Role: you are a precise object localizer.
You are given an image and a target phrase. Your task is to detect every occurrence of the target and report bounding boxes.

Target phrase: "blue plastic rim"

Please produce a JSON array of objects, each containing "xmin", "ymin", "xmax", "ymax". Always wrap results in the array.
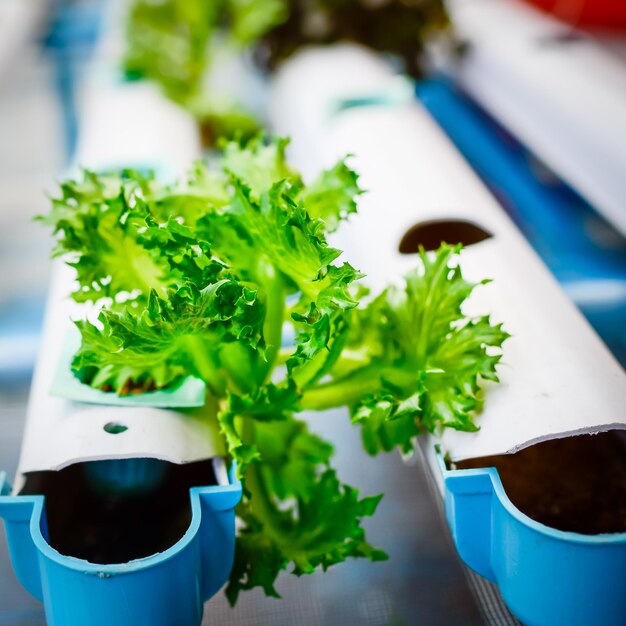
[
  {"xmin": 0, "ymin": 464, "xmax": 242, "ymax": 626},
  {"xmin": 437, "ymin": 451, "xmax": 626, "ymax": 626}
]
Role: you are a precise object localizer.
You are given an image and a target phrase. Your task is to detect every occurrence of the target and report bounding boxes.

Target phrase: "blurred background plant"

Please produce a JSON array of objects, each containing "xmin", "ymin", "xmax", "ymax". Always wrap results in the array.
[
  {"xmin": 123, "ymin": 0, "xmax": 452, "ymax": 145},
  {"xmin": 124, "ymin": 0, "xmax": 285, "ymax": 144}
]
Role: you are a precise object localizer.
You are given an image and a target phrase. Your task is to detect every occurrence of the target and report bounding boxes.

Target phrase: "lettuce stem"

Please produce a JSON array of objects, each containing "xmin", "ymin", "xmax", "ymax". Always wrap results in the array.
[
  {"xmin": 299, "ymin": 369, "xmax": 381, "ymax": 411},
  {"xmin": 259, "ymin": 259, "xmax": 285, "ymax": 383},
  {"xmin": 241, "ymin": 420, "xmax": 285, "ymax": 541},
  {"xmin": 300, "ymin": 363, "xmax": 420, "ymax": 410},
  {"xmin": 182, "ymin": 334, "xmax": 225, "ymax": 395}
]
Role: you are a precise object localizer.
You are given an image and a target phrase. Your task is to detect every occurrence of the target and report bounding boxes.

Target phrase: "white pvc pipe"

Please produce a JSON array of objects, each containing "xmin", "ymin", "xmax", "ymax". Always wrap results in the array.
[
  {"xmin": 268, "ymin": 44, "xmax": 626, "ymax": 462},
  {"xmin": 438, "ymin": 0, "xmax": 626, "ymax": 237},
  {"xmin": 15, "ymin": 14, "xmax": 214, "ymax": 488}
]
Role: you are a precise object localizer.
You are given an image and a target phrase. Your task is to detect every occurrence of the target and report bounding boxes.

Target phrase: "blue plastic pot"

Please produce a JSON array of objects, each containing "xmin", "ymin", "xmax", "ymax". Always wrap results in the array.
[
  {"xmin": 0, "ymin": 465, "xmax": 241, "ymax": 626},
  {"xmin": 438, "ymin": 451, "xmax": 626, "ymax": 626}
]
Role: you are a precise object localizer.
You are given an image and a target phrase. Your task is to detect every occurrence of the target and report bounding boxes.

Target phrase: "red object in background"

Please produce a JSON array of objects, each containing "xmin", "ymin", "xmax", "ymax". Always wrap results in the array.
[{"xmin": 522, "ymin": 0, "xmax": 626, "ymax": 30}]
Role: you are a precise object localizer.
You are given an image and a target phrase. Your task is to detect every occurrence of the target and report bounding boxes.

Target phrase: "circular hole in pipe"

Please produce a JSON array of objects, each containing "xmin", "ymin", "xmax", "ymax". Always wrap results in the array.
[
  {"xmin": 399, "ymin": 219, "xmax": 493, "ymax": 253},
  {"xmin": 103, "ymin": 422, "xmax": 128, "ymax": 435}
]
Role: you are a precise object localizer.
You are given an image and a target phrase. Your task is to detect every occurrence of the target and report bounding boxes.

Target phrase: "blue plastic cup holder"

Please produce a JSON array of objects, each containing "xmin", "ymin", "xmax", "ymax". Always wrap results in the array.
[
  {"xmin": 438, "ymin": 450, "xmax": 626, "ymax": 626},
  {"xmin": 0, "ymin": 462, "xmax": 242, "ymax": 626}
]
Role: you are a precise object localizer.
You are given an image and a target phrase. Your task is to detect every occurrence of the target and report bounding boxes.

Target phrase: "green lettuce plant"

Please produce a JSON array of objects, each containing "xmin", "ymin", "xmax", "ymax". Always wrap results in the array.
[{"xmin": 41, "ymin": 137, "xmax": 507, "ymax": 601}]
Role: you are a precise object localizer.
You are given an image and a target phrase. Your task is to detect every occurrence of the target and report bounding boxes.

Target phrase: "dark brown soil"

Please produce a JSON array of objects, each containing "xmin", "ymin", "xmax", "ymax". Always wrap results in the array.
[
  {"xmin": 20, "ymin": 459, "xmax": 216, "ymax": 564},
  {"xmin": 456, "ymin": 430, "xmax": 626, "ymax": 535}
]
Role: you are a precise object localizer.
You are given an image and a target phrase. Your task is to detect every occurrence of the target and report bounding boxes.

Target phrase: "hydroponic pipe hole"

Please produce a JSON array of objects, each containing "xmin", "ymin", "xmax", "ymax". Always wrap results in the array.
[
  {"xmin": 20, "ymin": 459, "xmax": 217, "ymax": 564},
  {"xmin": 456, "ymin": 430, "xmax": 626, "ymax": 535},
  {"xmin": 104, "ymin": 422, "xmax": 128, "ymax": 434},
  {"xmin": 399, "ymin": 219, "xmax": 493, "ymax": 253}
]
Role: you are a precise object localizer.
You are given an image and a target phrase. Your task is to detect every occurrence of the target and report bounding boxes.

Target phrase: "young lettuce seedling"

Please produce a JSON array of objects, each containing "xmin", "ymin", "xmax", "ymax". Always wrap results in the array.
[{"xmin": 41, "ymin": 137, "xmax": 507, "ymax": 601}]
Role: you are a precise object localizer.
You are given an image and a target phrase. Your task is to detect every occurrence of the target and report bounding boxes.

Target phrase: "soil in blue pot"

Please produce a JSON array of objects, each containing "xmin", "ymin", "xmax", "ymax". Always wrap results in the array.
[{"xmin": 456, "ymin": 430, "xmax": 626, "ymax": 535}]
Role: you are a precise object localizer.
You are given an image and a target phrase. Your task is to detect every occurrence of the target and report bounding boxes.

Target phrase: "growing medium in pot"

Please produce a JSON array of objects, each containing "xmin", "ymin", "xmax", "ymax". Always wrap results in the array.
[{"xmin": 41, "ymin": 137, "xmax": 507, "ymax": 601}]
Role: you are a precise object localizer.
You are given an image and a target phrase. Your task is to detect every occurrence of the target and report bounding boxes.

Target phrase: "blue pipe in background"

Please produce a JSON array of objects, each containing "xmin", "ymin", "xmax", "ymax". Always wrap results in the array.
[{"xmin": 42, "ymin": 0, "xmax": 106, "ymax": 162}]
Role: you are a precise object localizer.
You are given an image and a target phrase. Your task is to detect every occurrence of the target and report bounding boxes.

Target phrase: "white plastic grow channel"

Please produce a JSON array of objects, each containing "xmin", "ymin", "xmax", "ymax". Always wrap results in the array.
[
  {"xmin": 434, "ymin": 0, "xmax": 626, "ymax": 238},
  {"xmin": 268, "ymin": 44, "xmax": 626, "ymax": 626},
  {"xmin": 0, "ymin": 31, "xmax": 241, "ymax": 624},
  {"xmin": 74, "ymin": 78, "xmax": 202, "ymax": 182},
  {"xmin": 71, "ymin": 0, "xmax": 201, "ymax": 182},
  {"xmin": 15, "ymin": 263, "xmax": 225, "ymax": 483}
]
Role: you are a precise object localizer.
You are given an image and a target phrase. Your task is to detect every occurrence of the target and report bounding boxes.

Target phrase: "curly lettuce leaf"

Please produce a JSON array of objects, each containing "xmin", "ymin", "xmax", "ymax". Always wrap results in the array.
[
  {"xmin": 228, "ymin": 468, "xmax": 385, "ymax": 603},
  {"xmin": 301, "ymin": 245, "xmax": 508, "ymax": 452},
  {"xmin": 42, "ymin": 140, "xmax": 365, "ymax": 397},
  {"xmin": 39, "ymin": 170, "xmax": 169, "ymax": 304},
  {"xmin": 220, "ymin": 412, "xmax": 386, "ymax": 604},
  {"xmin": 73, "ymin": 278, "xmax": 264, "ymax": 395},
  {"xmin": 300, "ymin": 159, "xmax": 361, "ymax": 232},
  {"xmin": 221, "ymin": 136, "xmax": 297, "ymax": 198}
]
